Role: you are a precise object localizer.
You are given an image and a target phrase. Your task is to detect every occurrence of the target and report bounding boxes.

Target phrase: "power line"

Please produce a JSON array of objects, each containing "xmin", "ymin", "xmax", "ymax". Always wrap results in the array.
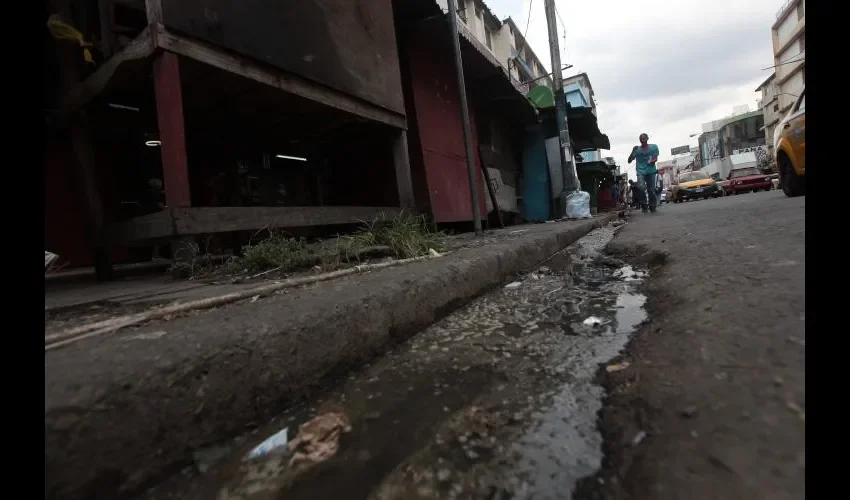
[
  {"xmin": 761, "ymin": 54, "xmax": 805, "ymax": 70},
  {"xmin": 554, "ymin": 3, "xmax": 568, "ymax": 61},
  {"xmin": 514, "ymin": 0, "xmax": 534, "ymax": 55}
]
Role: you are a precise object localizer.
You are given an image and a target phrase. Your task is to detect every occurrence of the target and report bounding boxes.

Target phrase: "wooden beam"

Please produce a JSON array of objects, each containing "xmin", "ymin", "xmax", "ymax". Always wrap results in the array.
[
  {"xmin": 153, "ymin": 51, "xmax": 192, "ymax": 208},
  {"xmin": 60, "ymin": 26, "xmax": 155, "ymax": 115},
  {"xmin": 152, "ymin": 25, "xmax": 407, "ymax": 130},
  {"xmin": 145, "ymin": 0, "xmax": 162, "ymax": 24},
  {"xmin": 171, "ymin": 207, "xmax": 404, "ymax": 236},
  {"xmin": 392, "ymin": 130, "xmax": 416, "ymax": 209},
  {"xmin": 108, "ymin": 210, "xmax": 174, "ymax": 243},
  {"xmin": 109, "ymin": 207, "xmax": 406, "ymax": 244}
]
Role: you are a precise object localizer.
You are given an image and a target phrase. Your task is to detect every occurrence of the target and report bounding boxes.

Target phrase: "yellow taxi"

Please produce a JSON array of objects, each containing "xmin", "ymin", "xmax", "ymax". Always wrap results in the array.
[
  {"xmin": 671, "ymin": 170, "xmax": 720, "ymax": 202},
  {"xmin": 774, "ymin": 89, "xmax": 805, "ymax": 197}
]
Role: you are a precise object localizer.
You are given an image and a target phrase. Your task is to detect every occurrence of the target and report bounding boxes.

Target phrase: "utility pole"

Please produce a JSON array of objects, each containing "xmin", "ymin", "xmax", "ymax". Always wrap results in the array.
[
  {"xmin": 446, "ymin": 0, "xmax": 483, "ymax": 235},
  {"xmin": 544, "ymin": 0, "xmax": 579, "ymax": 216}
]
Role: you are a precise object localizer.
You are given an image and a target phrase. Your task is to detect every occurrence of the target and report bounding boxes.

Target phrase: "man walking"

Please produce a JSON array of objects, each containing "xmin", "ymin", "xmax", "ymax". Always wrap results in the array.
[{"xmin": 627, "ymin": 133, "xmax": 660, "ymax": 213}]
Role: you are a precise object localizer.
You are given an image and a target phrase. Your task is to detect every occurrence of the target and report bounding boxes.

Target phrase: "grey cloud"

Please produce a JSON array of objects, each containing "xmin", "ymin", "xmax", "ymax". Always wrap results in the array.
[{"xmin": 573, "ymin": 20, "xmax": 770, "ymax": 101}]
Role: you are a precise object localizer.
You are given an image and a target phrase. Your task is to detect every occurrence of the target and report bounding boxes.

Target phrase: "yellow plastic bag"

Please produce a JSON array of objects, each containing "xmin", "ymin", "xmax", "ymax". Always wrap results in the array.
[{"xmin": 46, "ymin": 14, "xmax": 94, "ymax": 64}]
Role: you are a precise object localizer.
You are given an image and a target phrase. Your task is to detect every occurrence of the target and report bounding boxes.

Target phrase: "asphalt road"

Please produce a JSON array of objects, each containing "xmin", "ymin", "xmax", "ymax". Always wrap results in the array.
[
  {"xmin": 577, "ymin": 190, "xmax": 805, "ymax": 500},
  {"xmin": 140, "ymin": 190, "xmax": 805, "ymax": 500}
]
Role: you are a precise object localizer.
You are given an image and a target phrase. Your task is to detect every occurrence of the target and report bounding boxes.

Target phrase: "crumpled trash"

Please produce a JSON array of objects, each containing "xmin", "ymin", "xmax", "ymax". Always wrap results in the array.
[
  {"xmin": 245, "ymin": 426, "xmax": 289, "ymax": 460},
  {"xmin": 429, "ymin": 248, "xmax": 442, "ymax": 257},
  {"xmin": 566, "ymin": 191, "xmax": 592, "ymax": 219},
  {"xmin": 582, "ymin": 316, "xmax": 603, "ymax": 326},
  {"xmin": 504, "ymin": 281, "xmax": 523, "ymax": 289},
  {"xmin": 287, "ymin": 411, "xmax": 352, "ymax": 465}
]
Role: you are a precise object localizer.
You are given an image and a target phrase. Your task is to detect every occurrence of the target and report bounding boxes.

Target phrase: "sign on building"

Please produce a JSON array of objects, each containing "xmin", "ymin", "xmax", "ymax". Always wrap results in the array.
[
  {"xmin": 670, "ymin": 145, "xmax": 690, "ymax": 155},
  {"xmin": 732, "ymin": 145, "xmax": 768, "ymax": 155}
]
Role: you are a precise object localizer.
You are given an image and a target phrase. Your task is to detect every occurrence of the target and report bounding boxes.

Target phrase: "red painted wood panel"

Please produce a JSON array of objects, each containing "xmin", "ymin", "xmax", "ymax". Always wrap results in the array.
[
  {"xmin": 45, "ymin": 134, "xmax": 128, "ymax": 267},
  {"xmin": 153, "ymin": 52, "xmax": 192, "ymax": 208},
  {"xmin": 404, "ymin": 31, "xmax": 486, "ymax": 224}
]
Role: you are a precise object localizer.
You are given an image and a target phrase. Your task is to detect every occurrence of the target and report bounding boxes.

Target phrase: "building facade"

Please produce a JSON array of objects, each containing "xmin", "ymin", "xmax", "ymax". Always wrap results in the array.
[
  {"xmin": 771, "ymin": 0, "xmax": 805, "ymax": 116},
  {"xmin": 755, "ymin": 73, "xmax": 780, "ymax": 151},
  {"xmin": 562, "ymin": 73, "xmax": 602, "ymax": 163}
]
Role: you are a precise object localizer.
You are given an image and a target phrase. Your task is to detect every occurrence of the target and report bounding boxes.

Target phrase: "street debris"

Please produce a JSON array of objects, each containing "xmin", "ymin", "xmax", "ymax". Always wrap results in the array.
[
  {"xmin": 245, "ymin": 426, "xmax": 289, "ymax": 460},
  {"xmin": 130, "ymin": 330, "xmax": 167, "ymax": 341},
  {"xmin": 566, "ymin": 191, "xmax": 592, "ymax": 219},
  {"xmin": 680, "ymin": 405, "xmax": 698, "ymax": 419},
  {"xmin": 786, "ymin": 400, "xmax": 805, "ymax": 422},
  {"xmin": 631, "ymin": 430, "xmax": 647, "ymax": 446},
  {"xmin": 250, "ymin": 295, "xmax": 260, "ymax": 303},
  {"xmin": 504, "ymin": 281, "xmax": 523, "ymax": 289},
  {"xmin": 429, "ymin": 248, "xmax": 441, "ymax": 257},
  {"xmin": 583, "ymin": 316, "xmax": 603, "ymax": 326},
  {"xmin": 606, "ymin": 361, "xmax": 631, "ymax": 373},
  {"xmin": 287, "ymin": 411, "xmax": 352, "ymax": 465}
]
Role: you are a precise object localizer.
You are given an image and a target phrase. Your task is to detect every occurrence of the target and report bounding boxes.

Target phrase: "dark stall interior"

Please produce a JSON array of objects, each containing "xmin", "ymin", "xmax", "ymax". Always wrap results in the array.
[{"xmin": 46, "ymin": 0, "xmax": 404, "ymax": 266}]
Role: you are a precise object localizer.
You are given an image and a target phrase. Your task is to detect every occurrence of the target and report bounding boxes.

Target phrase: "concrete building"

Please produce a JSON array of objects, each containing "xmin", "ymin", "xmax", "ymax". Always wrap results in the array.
[
  {"xmin": 562, "ymin": 73, "xmax": 602, "ymax": 163},
  {"xmin": 755, "ymin": 73, "xmax": 780, "ymax": 152},
  {"xmin": 435, "ymin": 0, "xmax": 553, "ymax": 91},
  {"xmin": 771, "ymin": 0, "xmax": 805, "ymax": 116}
]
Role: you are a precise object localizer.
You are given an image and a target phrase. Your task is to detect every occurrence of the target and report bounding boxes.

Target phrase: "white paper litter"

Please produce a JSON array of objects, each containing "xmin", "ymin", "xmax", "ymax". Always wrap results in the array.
[
  {"xmin": 582, "ymin": 316, "xmax": 603, "ymax": 326},
  {"xmin": 245, "ymin": 427, "xmax": 288, "ymax": 460},
  {"xmin": 504, "ymin": 281, "xmax": 523, "ymax": 289}
]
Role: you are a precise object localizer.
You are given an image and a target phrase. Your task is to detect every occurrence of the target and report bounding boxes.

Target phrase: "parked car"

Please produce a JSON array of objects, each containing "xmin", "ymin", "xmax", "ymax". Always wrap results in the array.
[
  {"xmin": 727, "ymin": 167, "xmax": 773, "ymax": 194},
  {"xmin": 774, "ymin": 89, "xmax": 805, "ymax": 197},
  {"xmin": 671, "ymin": 171, "xmax": 720, "ymax": 202}
]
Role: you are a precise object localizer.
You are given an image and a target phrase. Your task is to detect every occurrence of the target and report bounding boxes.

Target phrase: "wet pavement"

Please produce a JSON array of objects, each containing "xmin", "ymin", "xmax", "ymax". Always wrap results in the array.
[{"xmin": 141, "ymin": 224, "xmax": 648, "ymax": 500}]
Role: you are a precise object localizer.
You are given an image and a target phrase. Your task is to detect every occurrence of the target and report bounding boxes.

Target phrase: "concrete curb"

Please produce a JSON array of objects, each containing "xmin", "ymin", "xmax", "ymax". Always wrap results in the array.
[{"xmin": 45, "ymin": 214, "xmax": 616, "ymax": 500}]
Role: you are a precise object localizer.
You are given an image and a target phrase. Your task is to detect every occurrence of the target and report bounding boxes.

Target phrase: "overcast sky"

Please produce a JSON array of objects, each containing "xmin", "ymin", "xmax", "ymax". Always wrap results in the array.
[{"xmin": 485, "ymin": 0, "xmax": 780, "ymax": 179}]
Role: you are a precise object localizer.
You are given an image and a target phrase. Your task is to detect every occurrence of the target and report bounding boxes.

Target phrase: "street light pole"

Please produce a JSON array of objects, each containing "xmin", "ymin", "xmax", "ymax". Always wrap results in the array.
[
  {"xmin": 544, "ymin": 0, "xmax": 578, "ymax": 217},
  {"xmin": 446, "ymin": 0, "xmax": 483, "ymax": 235}
]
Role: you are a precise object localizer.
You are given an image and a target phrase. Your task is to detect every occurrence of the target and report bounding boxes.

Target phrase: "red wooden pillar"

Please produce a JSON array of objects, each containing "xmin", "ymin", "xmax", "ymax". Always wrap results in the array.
[
  {"xmin": 152, "ymin": 51, "xmax": 191, "ymax": 208},
  {"xmin": 153, "ymin": 51, "xmax": 194, "ymax": 265}
]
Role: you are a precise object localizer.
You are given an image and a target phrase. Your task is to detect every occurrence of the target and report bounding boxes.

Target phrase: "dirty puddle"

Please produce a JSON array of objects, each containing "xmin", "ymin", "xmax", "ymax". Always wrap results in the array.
[{"xmin": 142, "ymin": 225, "xmax": 649, "ymax": 500}]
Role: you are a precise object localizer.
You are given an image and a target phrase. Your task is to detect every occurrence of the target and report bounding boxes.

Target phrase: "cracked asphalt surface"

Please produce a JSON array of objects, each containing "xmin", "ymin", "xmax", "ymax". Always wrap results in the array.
[
  {"xmin": 577, "ymin": 190, "xmax": 805, "ymax": 500},
  {"xmin": 140, "ymin": 190, "xmax": 804, "ymax": 500}
]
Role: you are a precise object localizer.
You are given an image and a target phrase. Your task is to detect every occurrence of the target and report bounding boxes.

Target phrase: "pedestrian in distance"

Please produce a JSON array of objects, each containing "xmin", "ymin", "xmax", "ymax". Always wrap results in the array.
[{"xmin": 627, "ymin": 133, "xmax": 660, "ymax": 213}]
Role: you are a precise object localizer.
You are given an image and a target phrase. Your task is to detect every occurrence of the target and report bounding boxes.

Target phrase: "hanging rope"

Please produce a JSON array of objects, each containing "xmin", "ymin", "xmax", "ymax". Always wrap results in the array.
[{"xmin": 46, "ymin": 14, "xmax": 95, "ymax": 65}]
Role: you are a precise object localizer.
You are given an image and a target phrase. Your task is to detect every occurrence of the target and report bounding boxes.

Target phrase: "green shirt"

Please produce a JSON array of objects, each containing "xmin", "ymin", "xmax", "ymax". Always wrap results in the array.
[{"xmin": 633, "ymin": 144, "xmax": 660, "ymax": 175}]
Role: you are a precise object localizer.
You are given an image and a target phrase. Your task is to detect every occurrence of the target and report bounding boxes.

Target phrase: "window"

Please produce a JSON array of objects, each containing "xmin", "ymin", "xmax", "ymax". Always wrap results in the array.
[
  {"xmin": 799, "ymin": 33, "xmax": 805, "ymax": 51},
  {"xmin": 475, "ymin": 7, "xmax": 482, "ymax": 20},
  {"xmin": 457, "ymin": 2, "xmax": 467, "ymax": 23},
  {"xmin": 485, "ymin": 28, "xmax": 492, "ymax": 49},
  {"xmin": 774, "ymin": 103, "xmax": 779, "ymax": 112}
]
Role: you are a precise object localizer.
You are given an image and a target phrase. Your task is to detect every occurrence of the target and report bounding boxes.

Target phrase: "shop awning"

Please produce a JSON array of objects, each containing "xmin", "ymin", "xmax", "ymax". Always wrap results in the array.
[{"xmin": 539, "ymin": 104, "xmax": 611, "ymax": 152}]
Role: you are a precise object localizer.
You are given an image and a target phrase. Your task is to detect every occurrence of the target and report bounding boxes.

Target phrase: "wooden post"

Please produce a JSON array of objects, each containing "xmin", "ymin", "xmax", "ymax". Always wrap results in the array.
[
  {"xmin": 152, "ymin": 51, "xmax": 193, "ymax": 262},
  {"xmin": 51, "ymin": 0, "xmax": 113, "ymax": 280},
  {"xmin": 152, "ymin": 51, "xmax": 191, "ymax": 208},
  {"xmin": 392, "ymin": 130, "xmax": 415, "ymax": 209}
]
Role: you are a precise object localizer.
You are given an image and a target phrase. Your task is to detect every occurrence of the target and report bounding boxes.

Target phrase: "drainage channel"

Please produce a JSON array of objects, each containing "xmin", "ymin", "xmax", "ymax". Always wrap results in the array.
[{"xmin": 141, "ymin": 224, "xmax": 649, "ymax": 500}]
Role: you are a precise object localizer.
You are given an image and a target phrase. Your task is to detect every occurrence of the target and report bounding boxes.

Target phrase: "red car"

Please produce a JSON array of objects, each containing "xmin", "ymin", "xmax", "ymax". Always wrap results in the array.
[{"xmin": 727, "ymin": 167, "xmax": 773, "ymax": 194}]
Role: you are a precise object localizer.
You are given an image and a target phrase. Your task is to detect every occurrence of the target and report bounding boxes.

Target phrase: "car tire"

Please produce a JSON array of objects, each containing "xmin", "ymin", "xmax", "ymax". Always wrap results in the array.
[{"xmin": 779, "ymin": 154, "xmax": 805, "ymax": 197}]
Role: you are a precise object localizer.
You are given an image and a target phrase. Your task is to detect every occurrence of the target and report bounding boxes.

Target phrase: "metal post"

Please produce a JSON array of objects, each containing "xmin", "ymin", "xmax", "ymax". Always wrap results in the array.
[
  {"xmin": 544, "ymin": 0, "xmax": 579, "ymax": 217},
  {"xmin": 447, "ymin": 0, "xmax": 483, "ymax": 235}
]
